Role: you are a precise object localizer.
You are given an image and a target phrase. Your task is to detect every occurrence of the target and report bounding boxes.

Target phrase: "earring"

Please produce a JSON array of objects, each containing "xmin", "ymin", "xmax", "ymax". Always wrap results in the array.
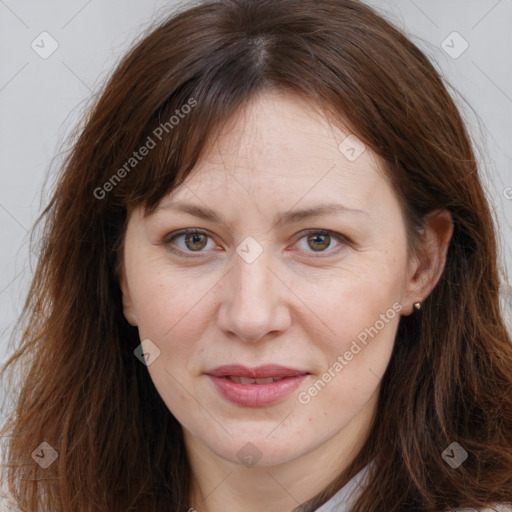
[{"xmin": 413, "ymin": 302, "xmax": 422, "ymax": 311}]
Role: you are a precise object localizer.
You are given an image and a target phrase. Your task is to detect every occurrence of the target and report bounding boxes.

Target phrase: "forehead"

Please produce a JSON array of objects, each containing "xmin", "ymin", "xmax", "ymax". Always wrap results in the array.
[{"xmin": 167, "ymin": 90, "xmax": 388, "ymax": 206}]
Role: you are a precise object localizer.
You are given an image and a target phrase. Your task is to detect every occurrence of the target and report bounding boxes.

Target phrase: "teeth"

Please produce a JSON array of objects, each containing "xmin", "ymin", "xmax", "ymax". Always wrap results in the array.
[
  {"xmin": 225, "ymin": 376, "xmax": 286, "ymax": 384},
  {"xmin": 239, "ymin": 377, "xmax": 259, "ymax": 384}
]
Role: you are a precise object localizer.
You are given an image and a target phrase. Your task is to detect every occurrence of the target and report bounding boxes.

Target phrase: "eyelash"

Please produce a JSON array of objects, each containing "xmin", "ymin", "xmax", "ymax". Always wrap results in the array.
[{"xmin": 162, "ymin": 228, "xmax": 349, "ymax": 258}]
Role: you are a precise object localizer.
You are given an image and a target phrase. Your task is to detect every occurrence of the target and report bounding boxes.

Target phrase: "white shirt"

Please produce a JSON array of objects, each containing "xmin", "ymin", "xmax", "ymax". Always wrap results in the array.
[{"xmin": 313, "ymin": 464, "xmax": 512, "ymax": 512}]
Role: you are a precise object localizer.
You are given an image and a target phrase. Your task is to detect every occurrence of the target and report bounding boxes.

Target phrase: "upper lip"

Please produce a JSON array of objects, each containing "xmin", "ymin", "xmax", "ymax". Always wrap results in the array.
[{"xmin": 206, "ymin": 364, "xmax": 310, "ymax": 379}]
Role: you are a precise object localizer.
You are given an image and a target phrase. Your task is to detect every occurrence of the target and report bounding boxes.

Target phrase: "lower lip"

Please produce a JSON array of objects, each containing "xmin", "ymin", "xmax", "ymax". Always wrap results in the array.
[{"xmin": 207, "ymin": 375, "xmax": 309, "ymax": 407}]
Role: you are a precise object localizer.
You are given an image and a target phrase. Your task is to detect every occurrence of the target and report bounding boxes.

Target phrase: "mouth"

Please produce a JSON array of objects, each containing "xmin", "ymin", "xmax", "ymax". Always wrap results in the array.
[
  {"xmin": 205, "ymin": 365, "xmax": 310, "ymax": 406},
  {"xmin": 206, "ymin": 364, "xmax": 310, "ymax": 380},
  {"xmin": 220, "ymin": 376, "xmax": 288, "ymax": 384}
]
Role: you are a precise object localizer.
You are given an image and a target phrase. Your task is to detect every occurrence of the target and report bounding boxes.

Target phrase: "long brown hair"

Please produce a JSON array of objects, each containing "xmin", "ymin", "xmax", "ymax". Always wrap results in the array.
[{"xmin": 1, "ymin": 0, "xmax": 512, "ymax": 510}]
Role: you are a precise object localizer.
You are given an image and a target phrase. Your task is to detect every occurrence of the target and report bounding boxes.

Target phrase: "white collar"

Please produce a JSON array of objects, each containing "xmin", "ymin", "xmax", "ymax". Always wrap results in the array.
[
  {"xmin": 311, "ymin": 463, "xmax": 512, "ymax": 512},
  {"xmin": 313, "ymin": 464, "xmax": 371, "ymax": 512}
]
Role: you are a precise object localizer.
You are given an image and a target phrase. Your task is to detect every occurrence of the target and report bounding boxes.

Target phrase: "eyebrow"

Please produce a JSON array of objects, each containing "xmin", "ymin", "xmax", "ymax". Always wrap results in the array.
[{"xmin": 156, "ymin": 201, "xmax": 368, "ymax": 227}]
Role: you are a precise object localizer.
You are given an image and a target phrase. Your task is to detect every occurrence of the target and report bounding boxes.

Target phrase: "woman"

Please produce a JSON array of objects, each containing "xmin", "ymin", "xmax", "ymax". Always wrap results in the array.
[{"xmin": 1, "ymin": 0, "xmax": 511, "ymax": 511}]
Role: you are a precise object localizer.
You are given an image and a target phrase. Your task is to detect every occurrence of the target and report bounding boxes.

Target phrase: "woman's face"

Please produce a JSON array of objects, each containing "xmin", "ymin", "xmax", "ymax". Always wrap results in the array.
[{"xmin": 120, "ymin": 91, "xmax": 420, "ymax": 468}]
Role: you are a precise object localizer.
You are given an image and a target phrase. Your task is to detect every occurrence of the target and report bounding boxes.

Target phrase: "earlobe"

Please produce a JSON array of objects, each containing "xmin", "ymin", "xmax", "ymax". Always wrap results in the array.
[{"xmin": 402, "ymin": 209, "xmax": 454, "ymax": 316}]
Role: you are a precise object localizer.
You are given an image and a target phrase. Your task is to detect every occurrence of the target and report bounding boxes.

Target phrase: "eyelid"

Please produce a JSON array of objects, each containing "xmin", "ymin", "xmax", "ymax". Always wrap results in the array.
[{"xmin": 162, "ymin": 228, "xmax": 349, "ymax": 257}]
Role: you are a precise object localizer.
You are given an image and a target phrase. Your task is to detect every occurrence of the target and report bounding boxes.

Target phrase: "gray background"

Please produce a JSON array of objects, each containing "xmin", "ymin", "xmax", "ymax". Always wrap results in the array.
[{"xmin": 1, "ymin": 0, "xmax": 511, "ymax": 402}]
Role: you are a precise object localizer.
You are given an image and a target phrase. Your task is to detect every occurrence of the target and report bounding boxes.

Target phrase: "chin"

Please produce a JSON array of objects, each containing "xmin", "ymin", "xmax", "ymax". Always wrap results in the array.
[{"xmin": 204, "ymin": 434, "xmax": 304, "ymax": 468}]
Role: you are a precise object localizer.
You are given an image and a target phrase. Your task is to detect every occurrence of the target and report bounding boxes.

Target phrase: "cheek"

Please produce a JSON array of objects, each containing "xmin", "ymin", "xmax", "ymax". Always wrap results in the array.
[
  {"xmin": 296, "ymin": 252, "xmax": 405, "ymax": 397},
  {"xmin": 131, "ymin": 270, "xmax": 212, "ymax": 418},
  {"xmin": 309, "ymin": 256, "xmax": 404, "ymax": 338},
  {"xmin": 129, "ymin": 258, "xmax": 215, "ymax": 342},
  {"xmin": 128, "ymin": 263, "xmax": 222, "ymax": 413},
  {"xmin": 296, "ymin": 275, "xmax": 401, "ymax": 423}
]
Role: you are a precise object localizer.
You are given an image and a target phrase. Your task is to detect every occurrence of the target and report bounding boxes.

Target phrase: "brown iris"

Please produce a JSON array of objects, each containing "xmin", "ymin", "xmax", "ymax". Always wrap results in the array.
[
  {"xmin": 307, "ymin": 232, "xmax": 331, "ymax": 251},
  {"xmin": 184, "ymin": 232, "xmax": 208, "ymax": 251}
]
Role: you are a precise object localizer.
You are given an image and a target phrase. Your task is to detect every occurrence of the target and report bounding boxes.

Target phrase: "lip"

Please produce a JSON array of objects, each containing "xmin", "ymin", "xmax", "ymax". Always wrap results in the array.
[{"xmin": 205, "ymin": 365, "xmax": 310, "ymax": 407}]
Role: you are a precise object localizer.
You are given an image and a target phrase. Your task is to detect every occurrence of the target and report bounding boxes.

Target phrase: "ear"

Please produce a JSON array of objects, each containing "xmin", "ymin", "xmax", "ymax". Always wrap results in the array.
[
  {"xmin": 402, "ymin": 209, "xmax": 454, "ymax": 316},
  {"xmin": 118, "ymin": 265, "xmax": 138, "ymax": 326}
]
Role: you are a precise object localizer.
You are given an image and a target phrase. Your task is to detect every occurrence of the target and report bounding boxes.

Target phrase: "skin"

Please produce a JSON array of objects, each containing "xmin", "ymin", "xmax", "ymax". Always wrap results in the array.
[{"xmin": 119, "ymin": 90, "xmax": 453, "ymax": 512}]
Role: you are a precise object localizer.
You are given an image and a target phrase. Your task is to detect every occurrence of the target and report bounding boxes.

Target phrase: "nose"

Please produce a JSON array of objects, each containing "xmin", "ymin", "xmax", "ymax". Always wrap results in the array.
[{"xmin": 217, "ymin": 249, "xmax": 292, "ymax": 343}]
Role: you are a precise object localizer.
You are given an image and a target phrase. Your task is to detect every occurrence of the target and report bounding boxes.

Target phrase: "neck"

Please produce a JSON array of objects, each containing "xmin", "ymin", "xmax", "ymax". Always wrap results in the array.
[{"xmin": 185, "ymin": 394, "xmax": 376, "ymax": 512}]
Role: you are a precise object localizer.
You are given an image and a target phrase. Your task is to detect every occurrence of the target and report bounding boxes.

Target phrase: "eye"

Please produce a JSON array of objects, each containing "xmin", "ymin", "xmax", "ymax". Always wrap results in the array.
[
  {"xmin": 294, "ymin": 229, "xmax": 347, "ymax": 255},
  {"xmin": 163, "ymin": 228, "xmax": 216, "ymax": 256}
]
